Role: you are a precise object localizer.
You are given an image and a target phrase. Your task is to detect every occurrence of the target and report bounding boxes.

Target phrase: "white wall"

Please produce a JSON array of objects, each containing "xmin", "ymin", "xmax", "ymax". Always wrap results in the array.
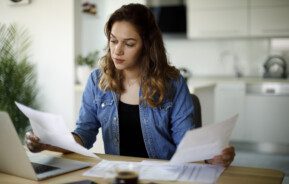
[
  {"xmin": 0, "ymin": 0, "xmax": 76, "ymax": 129},
  {"xmin": 164, "ymin": 38, "xmax": 271, "ymax": 77},
  {"xmin": 80, "ymin": 0, "xmax": 146, "ymax": 57}
]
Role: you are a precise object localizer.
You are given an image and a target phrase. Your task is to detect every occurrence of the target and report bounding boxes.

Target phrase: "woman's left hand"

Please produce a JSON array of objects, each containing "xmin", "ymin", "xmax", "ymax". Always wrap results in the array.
[{"xmin": 206, "ymin": 146, "xmax": 235, "ymax": 167}]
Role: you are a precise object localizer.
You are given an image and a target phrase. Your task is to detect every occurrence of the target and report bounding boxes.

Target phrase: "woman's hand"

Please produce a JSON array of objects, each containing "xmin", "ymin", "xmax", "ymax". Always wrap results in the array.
[
  {"xmin": 205, "ymin": 146, "xmax": 235, "ymax": 167},
  {"xmin": 25, "ymin": 131, "xmax": 69, "ymax": 153}
]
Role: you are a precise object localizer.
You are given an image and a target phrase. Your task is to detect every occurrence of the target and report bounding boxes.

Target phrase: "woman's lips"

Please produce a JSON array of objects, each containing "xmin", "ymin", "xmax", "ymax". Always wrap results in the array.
[{"xmin": 114, "ymin": 58, "xmax": 125, "ymax": 64}]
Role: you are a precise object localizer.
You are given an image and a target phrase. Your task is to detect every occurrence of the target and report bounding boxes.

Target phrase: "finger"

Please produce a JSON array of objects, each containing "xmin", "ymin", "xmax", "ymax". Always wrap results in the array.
[
  {"xmin": 25, "ymin": 131, "xmax": 31, "ymax": 139},
  {"xmin": 27, "ymin": 134, "xmax": 40, "ymax": 142},
  {"xmin": 211, "ymin": 155, "xmax": 224, "ymax": 165},
  {"xmin": 222, "ymin": 146, "xmax": 235, "ymax": 154},
  {"xmin": 27, "ymin": 137, "xmax": 44, "ymax": 152},
  {"xmin": 31, "ymin": 135, "xmax": 39, "ymax": 142},
  {"xmin": 222, "ymin": 154, "xmax": 232, "ymax": 161},
  {"xmin": 30, "ymin": 139, "xmax": 41, "ymax": 148},
  {"xmin": 222, "ymin": 147, "xmax": 235, "ymax": 160},
  {"xmin": 26, "ymin": 140, "xmax": 38, "ymax": 152},
  {"xmin": 222, "ymin": 154, "xmax": 234, "ymax": 167},
  {"xmin": 26, "ymin": 139, "xmax": 32, "ymax": 147},
  {"xmin": 223, "ymin": 161, "xmax": 231, "ymax": 168}
]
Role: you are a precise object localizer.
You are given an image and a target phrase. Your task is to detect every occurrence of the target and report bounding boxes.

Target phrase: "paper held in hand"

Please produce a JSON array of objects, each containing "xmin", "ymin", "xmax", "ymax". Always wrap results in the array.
[
  {"xmin": 15, "ymin": 102, "xmax": 99, "ymax": 158},
  {"xmin": 170, "ymin": 115, "xmax": 238, "ymax": 164}
]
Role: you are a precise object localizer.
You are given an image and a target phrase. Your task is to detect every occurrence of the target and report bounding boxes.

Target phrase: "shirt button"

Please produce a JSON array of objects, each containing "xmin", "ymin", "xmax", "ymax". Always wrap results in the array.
[
  {"xmin": 101, "ymin": 103, "xmax": 105, "ymax": 108},
  {"xmin": 113, "ymin": 116, "xmax": 117, "ymax": 121}
]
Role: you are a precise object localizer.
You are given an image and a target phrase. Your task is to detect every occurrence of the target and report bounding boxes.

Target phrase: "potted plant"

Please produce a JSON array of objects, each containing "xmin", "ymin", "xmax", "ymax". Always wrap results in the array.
[
  {"xmin": 76, "ymin": 50, "xmax": 99, "ymax": 85},
  {"xmin": 0, "ymin": 23, "xmax": 39, "ymax": 141}
]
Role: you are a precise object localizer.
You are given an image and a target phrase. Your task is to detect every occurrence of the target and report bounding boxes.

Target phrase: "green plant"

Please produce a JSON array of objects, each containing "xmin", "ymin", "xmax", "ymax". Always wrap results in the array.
[
  {"xmin": 0, "ymin": 23, "xmax": 39, "ymax": 141},
  {"xmin": 76, "ymin": 50, "xmax": 99, "ymax": 68}
]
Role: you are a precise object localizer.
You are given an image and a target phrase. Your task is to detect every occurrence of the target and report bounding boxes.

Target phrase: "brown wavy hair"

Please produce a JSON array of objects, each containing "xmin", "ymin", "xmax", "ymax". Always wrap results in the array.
[{"xmin": 99, "ymin": 3, "xmax": 179, "ymax": 107}]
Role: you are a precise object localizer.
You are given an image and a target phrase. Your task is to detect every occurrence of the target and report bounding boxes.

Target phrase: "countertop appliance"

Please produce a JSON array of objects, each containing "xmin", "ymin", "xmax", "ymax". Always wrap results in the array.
[{"xmin": 263, "ymin": 56, "xmax": 287, "ymax": 79}]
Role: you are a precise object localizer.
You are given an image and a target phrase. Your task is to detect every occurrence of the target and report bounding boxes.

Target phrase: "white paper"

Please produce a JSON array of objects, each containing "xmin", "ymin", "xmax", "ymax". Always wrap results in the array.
[
  {"xmin": 84, "ymin": 160, "xmax": 224, "ymax": 184},
  {"xmin": 141, "ymin": 160, "xmax": 225, "ymax": 183},
  {"xmin": 170, "ymin": 115, "xmax": 238, "ymax": 164},
  {"xmin": 15, "ymin": 102, "xmax": 98, "ymax": 158}
]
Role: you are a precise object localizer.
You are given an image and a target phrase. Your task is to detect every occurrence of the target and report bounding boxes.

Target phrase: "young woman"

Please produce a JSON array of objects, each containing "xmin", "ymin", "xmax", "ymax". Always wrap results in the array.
[{"xmin": 26, "ymin": 3, "xmax": 235, "ymax": 167}]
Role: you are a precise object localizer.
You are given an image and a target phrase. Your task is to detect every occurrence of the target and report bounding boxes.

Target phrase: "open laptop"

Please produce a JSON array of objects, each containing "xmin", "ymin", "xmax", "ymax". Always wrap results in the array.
[{"xmin": 0, "ymin": 111, "xmax": 91, "ymax": 180}]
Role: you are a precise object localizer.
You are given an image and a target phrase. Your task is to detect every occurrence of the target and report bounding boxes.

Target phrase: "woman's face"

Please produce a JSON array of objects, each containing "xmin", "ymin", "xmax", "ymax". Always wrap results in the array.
[{"xmin": 109, "ymin": 21, "xmax": 143, "ymax": 72}]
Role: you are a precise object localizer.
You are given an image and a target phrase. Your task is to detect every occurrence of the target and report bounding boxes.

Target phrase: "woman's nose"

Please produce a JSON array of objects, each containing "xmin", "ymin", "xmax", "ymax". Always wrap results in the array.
[{"xmin": 115, "ymin": 43, "xmax": 124, "ymax": 55}]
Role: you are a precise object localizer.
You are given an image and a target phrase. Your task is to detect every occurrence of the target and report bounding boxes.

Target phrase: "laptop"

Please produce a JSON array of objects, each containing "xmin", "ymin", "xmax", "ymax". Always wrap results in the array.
[{"xmin": 0, "ymin": 111, "xmax": 91, "ymax": 180}]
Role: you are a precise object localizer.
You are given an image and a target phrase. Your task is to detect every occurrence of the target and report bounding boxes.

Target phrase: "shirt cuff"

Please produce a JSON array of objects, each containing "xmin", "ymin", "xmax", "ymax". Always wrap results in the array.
[{"xmin": 71, "ymin": 132, "xmax": 85, "ymax": 146}]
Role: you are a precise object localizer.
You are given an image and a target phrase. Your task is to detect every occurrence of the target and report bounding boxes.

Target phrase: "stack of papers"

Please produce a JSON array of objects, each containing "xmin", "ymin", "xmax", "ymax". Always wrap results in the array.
[
  {"xmin": 16, "ymin": 102, "xmax": 98, "ymax": 158},
  {"xmin": 84, "ymin": 159, "xmax": 225, "ymax": 183}
]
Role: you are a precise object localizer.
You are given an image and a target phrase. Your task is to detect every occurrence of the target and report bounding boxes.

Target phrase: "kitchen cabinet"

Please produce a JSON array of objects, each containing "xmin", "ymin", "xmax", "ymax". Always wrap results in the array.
[
  {"xmin": 214, "ymin": 82, "xmax": 246, "ymax": 141},
  {"xmin": 186, "ymin": 0, "xmax": 289, "ymax": 38},
  {"xmin": 244, "ymin": 83, "xmax": 289, "ymax": 144},
  {"xmin": 191, "ymin": 84, "xmax": 216, "ymax": 125},
  {"xmin": 250, "ymin": 0, "xmax": 289, "ymax": 37},
  {"xmin": 190, "ymin": 77, "xmax": 289, "ymax": 147},
  {"xmin": 186, "ymin": 0, "xmax": 248, "ymax": 38}
]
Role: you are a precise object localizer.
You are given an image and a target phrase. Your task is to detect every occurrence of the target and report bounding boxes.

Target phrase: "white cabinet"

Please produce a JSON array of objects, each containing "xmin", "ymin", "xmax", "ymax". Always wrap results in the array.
[
  {"xmin": 244, "ymin": 94, "xmax": 289, "ymax": 144},
  {"xmin": 187, "ymin": 0, "xmax": 248, "ymax": 38},
  {"xmin": 214, "ymin": 82, "xmax": 246, "ymax": 141},
  {"xmin": 186, "ymin": 0, "xmax": 289, "ymax": 38},
  {"xmin": 192, "ymin": 84, "xmax": 216, "ymax": 125},
  {"xmin": 250, "ymin": 0, "xmax": 289, "ymax": 37},
  {"xmin": 244, "ymin": 83, "xmax": 289, "ymax": 144}
]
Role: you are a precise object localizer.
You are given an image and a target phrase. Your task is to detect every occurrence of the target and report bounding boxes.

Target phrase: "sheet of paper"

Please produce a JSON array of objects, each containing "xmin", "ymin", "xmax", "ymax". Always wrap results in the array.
[
  {"xmin": 84, "ymin": 160, "xmax": 224, "ymax": 184},
  {"xmin": 15, "ymin": 102, "xmax": 98, "ymax": 158},
  {"xmin": 141, "ymin": 160, "xmax": 225, "ymax": 183},
  {"xmin": 170, "ymin": 115, "xmax": 238, "ymax": 164}
]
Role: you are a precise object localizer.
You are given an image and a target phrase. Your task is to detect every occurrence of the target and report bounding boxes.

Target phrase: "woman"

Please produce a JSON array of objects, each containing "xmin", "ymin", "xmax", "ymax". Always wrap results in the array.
[{"xmin": 26, "ymin": 3, "xmax": 235, "ymax": 167}]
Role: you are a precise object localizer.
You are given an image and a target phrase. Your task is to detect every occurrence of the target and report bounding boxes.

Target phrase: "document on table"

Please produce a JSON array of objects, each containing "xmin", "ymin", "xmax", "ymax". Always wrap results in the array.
[
  {"xmin": 84, "ymin": 159, "xmax": 224, "ymax": 184},
  {"xmin": 15, "ymin": 102, "xmax": 98, "ymax": 158},
  {"xmin": 170, "ymin": 114, "xmax": 238, "ymax": 164}
]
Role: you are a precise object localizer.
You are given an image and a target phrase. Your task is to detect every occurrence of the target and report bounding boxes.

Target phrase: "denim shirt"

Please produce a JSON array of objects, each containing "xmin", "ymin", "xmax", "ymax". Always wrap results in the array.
[{"xmin": 74, "ymin": 69, "xmax": 196, "ymax": 160}]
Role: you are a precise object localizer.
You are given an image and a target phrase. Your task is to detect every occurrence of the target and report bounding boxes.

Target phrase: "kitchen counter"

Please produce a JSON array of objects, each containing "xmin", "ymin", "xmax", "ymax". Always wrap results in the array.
[
  {"xmin": 187, "ymin": 76, "xmax": 289, "ymax": 93},
  {"xmin": 187, "ymin": 81, "xmax": 215, "ymax": 94},
  {"xmin": 188, "ymin": 76, "xmax": 289, "ymax": 84},
  {"xmin": 75, "ymin": 76, "xmax": 289, "ymax": 94}
]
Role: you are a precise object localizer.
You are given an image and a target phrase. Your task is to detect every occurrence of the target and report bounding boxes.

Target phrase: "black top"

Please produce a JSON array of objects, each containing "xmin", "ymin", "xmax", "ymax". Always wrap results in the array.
[{"xmin": 118, "ymin": 101, "xmax": 149, "ymax": 158}]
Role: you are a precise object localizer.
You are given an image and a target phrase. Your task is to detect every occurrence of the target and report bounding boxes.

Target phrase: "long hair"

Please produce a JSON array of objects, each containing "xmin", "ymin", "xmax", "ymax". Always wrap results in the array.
[{"xmin": 99, "ymin": 3, "xmax": 179, "ymax": 107}]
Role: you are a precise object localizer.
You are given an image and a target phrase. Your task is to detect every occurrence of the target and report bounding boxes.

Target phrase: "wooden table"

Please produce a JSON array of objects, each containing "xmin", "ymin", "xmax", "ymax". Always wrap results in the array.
[{"xmin": 0, "ymin": 152, "xmax": 284, "ymax": 184}]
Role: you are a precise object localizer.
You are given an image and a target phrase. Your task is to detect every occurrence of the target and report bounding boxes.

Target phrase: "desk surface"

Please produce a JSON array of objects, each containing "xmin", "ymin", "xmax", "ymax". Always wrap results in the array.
[{"xmin": 0, "ymin": 152, "xmax": 284, "ymax": 184}]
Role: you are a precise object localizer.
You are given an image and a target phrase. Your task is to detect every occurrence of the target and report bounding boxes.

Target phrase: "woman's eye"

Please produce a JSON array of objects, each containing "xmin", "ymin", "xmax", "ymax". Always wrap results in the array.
[
  {"xmin": 126, "ymin": 43, "xmax": 135, "ymax": 47},
  {"xmin": 110, "ymin": 40, "xmax": 117, "ymax": 44}
]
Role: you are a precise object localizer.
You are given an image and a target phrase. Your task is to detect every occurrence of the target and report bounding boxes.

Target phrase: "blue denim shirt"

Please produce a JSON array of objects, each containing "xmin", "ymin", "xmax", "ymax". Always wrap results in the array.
[{"xmin": 74, "ymin": 69, "xmax": 196, "ymax": 160}]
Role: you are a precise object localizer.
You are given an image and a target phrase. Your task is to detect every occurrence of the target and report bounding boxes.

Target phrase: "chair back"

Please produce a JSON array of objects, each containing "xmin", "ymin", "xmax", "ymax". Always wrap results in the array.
[{"xmin": 191, "ymin": 94, "xmax": 202, "ymax": 128}]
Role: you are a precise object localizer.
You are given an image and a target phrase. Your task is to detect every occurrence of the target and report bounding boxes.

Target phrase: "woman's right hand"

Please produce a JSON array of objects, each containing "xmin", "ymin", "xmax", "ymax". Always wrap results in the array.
[{"xmin": 25, "ymin": 131, "xmax": 69, "ymax": 153}]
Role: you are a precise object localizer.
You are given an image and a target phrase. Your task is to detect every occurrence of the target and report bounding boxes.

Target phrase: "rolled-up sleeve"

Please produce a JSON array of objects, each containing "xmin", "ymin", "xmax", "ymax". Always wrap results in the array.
[{"xmin": 73, "ymin": 70, "xmax": 101, "ymax": 149}]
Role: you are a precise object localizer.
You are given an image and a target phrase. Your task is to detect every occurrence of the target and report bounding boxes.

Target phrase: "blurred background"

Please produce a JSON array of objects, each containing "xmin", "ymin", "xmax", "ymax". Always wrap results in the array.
[{"xmin": 0, "ymin": 0, "xmax": 289, "ymax": 183}]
